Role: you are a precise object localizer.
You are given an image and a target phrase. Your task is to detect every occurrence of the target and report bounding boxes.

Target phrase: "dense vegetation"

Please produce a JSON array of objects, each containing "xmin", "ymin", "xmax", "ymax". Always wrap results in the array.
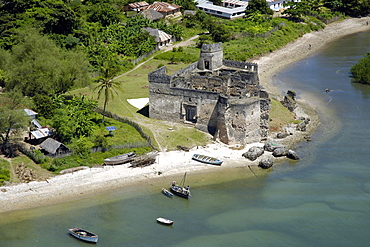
[
  {"xmin": 351, "ymin": 53, "xmax": 370, "ymax": 84},
  {"xmin": 0, "ymin": 0, "xmax": 369, "ymax": 177}
]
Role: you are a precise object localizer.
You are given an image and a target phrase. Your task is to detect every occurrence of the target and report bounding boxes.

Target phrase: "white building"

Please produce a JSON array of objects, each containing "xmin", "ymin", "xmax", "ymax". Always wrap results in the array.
[{"xmin": 196, "ymin": 1, "xmax": 246, "ymax": 19}]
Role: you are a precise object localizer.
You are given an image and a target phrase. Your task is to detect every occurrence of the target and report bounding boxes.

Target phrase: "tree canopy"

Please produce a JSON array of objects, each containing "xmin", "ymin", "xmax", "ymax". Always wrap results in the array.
[
  {"xmin": 351, "ymin": 52, "xmax": 370, "ymax": 84},
  {"xmin": 2, "ymin": 28, "xmax": 90, "ymax": 97},
  {"xmin": 0, "ymin": 89, "xmax": 31, "ymax": 156},
  {"xmin": 245, "ymin": 0, "xmax": 274, "ymax": 16}
]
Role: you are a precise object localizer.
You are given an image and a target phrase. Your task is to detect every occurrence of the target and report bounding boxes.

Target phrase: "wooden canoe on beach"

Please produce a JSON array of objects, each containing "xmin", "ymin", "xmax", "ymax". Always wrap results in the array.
[
  {"xmin": 192, "ymin": 154, "xmax": 223, "ymax": 165},
  {"xmin": 104, "ymin": 152, "xmax": 136, "ymax": 165},
  {"xmin": 68, "ymin": 227, "xmax": 98, "ymax": 243}
]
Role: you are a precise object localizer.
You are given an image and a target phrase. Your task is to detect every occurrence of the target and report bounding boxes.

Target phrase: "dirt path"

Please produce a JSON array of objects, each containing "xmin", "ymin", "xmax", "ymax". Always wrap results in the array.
[
  {"xmin": 113, "ymin": 34, "xmax": 201, "ymax": 151},
  {"xmin": 114, "ymin": 35, "xmax": 200, "ymax": 80}
]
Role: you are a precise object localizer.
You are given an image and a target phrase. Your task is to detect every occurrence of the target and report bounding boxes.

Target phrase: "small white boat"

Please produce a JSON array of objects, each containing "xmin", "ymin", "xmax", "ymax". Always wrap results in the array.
[
  {"xmin": 157, "ymin": 217, "xmax": 174, "ymax": 225},
  {"xmin": 68, "ymin": 227, "xmax": 98, "ymax": 243}
]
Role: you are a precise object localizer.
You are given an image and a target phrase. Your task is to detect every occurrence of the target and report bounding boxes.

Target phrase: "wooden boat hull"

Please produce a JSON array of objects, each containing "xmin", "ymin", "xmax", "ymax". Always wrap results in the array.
[
  {"xmin": 162, "ymin": 188, "xmax": 173, "ymax": 197},
  {"xmin": 104, "ymin": 152, "xmax": 136, "ymax": 165},
  {"xmin": 192, "ymin": 154, "xmax": 222, "ymax": 165},
  {"xmin": 170, "ymin": 185, "xmax": 190, "ymax": 199},
  {"xmin": 157, "ymin": 217, "xmax": 174, "ymax": 225},
  {"xmin": 68, "ymin": 228, "xmax": 98, "ymax": 243}
]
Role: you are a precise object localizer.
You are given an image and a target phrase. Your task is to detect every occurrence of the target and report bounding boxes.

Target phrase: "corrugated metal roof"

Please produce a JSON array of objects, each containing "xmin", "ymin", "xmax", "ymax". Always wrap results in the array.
[
  {"xmin": 222, "ymin": 0, "xmax": 248, "ymax": 6},
  {"xmin": 143, "ymin": 27, "xmax": 172, "ymax": 43},
  {"xmin": 31, "ymin": 127, "xmax": 52, "ymax": 139},
  {"xmin": 24, "ymin": 108, "xmax": 38, "ymax": 116},
  {"xmin": 128, "ymin": 1, "xmax": 149, "ymax": 9},
  {"xmin": 142, "ymin": 2, "xmax": 181, "ymax": 13}
]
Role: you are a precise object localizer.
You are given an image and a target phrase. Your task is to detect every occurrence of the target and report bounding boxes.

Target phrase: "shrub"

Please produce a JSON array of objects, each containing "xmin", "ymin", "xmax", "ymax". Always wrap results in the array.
[{"xmin": 351, "ymin": 53, "xmax": 370, "ymax": 84}]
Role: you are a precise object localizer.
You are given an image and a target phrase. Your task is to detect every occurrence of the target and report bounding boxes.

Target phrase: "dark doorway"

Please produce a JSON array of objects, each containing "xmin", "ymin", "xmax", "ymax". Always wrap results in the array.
[
  {"xmin": 204, "ymin": 60, "xmax": 210, "ymax": 70},
  {"xmin": 185, "ymin": 105, "xmax": 197, "ymax": 123}
]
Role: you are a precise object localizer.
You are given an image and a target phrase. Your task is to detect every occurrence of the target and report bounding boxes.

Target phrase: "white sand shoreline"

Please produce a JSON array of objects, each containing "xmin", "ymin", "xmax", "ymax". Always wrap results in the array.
[{"xmin": 1, "ymin": 17, "xmax": 369, "ymax": 213}]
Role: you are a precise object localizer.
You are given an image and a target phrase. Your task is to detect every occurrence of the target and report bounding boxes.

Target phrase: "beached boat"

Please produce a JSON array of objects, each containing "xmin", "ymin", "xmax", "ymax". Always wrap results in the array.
[
  {"xmin": 157, "ymin": 217, "xmax": 174, "ymax": 225},
  {"xmin": 170, "ymin": 173, "xmax": 191, "ymax": 199},
  {"xmin": 104, "ymin": 152, "xmax": 136, "ymax": 165},
  {"xmin": 68, "ymin": 227, "xmax": 98, "ymax": 243},
  {"xmin": 162, "ymin": 188, "xmax": 174, "ymax": 197},
  {"xmin": 192, "ymin": 154, "xmax": 223, "ymax": 165}
]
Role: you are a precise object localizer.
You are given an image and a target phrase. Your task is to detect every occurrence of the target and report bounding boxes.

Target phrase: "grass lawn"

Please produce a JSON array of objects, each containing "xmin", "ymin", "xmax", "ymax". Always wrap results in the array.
[
  {"xmin": 269, "ymin": 98, "xmax": 298, "ymax": 132},
  {"xmin": 70, "ymin": 54, "xmax": 212, "ymax": 152}
]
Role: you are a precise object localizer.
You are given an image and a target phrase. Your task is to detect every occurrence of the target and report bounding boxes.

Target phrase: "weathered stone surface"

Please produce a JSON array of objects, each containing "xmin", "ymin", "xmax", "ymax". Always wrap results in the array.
[
  {"xmin": 259, "ymin": 158, "xmax": 273, "ymax": 169},
  {"xmin": 242, "ymin": 146, "xmax": 264, "ymax": 161},
  {"xmin": 16, "ymin": 163, "xmax": 38, "ymax": 183},
  {"xmin": 264, "ymin": 142, "xmax": 285, "ymax": 152},
  {"xmin": 276, "ymin": 132, "xmax": 289, "ymax": 139},
  {"xmin": 296, "ymin": 122, "xmax": 307, "ymax": 131},
  {"xmin": 281, "ymin": 90, "xmax": 297, "ymax": 112},
  {"xmin": 287, "ymin": 150, "xmax": 300, "ymax": 160},
  {"xmin": 272, "ymin": 147, "xmax": 289, "ymax": 157},
  {"xmin": 149, "ymin": 43, "xmax": 270, "ymax": 146}
]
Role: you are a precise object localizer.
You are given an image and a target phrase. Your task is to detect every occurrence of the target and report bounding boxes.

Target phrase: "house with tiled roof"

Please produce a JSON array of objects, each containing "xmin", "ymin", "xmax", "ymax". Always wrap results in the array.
[{"xmin": 141, "ymin": 2, "xmax": 181, "ymax": 18}]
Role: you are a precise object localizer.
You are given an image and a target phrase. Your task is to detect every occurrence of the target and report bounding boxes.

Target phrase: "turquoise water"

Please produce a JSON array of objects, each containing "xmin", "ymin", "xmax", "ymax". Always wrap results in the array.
[{"xmin": 1, "ymin": 30, "xmax": 370, "ymax": 246}]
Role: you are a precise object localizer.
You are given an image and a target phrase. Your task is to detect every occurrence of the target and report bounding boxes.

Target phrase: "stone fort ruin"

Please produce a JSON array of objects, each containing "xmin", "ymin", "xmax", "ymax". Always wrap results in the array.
[{"xmin": 148, "ymin": 43, "xmax": 270, "ymax": 145}]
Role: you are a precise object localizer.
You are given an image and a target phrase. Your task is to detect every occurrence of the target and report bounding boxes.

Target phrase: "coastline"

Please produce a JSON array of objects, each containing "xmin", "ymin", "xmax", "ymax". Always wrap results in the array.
[{"xmin": 0, "ymin": 17, "xmax": 369, "ymax": 213}]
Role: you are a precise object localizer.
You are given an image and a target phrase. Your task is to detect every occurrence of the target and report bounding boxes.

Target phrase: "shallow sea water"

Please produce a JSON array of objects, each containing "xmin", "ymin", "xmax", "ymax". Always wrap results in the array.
[{"xmin": 1, "ymin": 30, "xmax": 370, "ymax": 246}]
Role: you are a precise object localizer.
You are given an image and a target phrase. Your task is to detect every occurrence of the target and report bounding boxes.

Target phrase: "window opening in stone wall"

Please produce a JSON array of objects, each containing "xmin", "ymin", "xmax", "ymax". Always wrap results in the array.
[{"xmin": 185, "ymin": 105, "xmax": 197, "ymax": 123}]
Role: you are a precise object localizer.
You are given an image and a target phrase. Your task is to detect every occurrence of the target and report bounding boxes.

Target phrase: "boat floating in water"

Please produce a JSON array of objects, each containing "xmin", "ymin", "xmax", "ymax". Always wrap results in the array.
[
  {"xmin": 192, "ymin": 154, "xmax": 223, "ymax": 165},
  {"xmin": 162, "ymin": 188, "xmax": 174, "ymax": 197},
  {"xmin": 157, "ymin": 217, "xmax": 174, "ymax": 225},
  {"xmin": 170, "ymin": 173, "xmax": 191, "ymax": 199},
  {"xmin": 68, "ymin": 227, "xmax": 98, "ymax": 243}
]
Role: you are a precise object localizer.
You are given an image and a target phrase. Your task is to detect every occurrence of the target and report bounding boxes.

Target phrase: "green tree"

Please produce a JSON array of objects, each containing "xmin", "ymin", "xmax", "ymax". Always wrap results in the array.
[
  {"xmin": 245, "ymin": 0, "xmax": 274, "ymax": 16},
  {"xmin": 94, "ymin": 59, "xmax": 124, "ymax": 122},
  {"xmin": 52, "ymin": 95, "xmax": 98, "ymax": 142},
  {"xmin": 351, "ymin": 52, "xmax": 370, "ymax": 84},
  {"xmin": 0, "ymin": 89, "xmax": 31, "ymax": 156},
  {"xmin": 209, "ymin": 22, "xmax": 232, "ymax": 42},
  {"xmin": 3, "ymin": 28, "xmax": 90, "ymax": 96},
  {"xmin": 283, "ymin": 0, "xmax": 311, "ymax": 18}
]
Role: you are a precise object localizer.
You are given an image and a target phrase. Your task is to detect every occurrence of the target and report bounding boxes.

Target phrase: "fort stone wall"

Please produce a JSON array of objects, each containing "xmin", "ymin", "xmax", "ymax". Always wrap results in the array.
[{"xmin": 148, "ymin": 43, "xmax": 270, "ymax": 145}]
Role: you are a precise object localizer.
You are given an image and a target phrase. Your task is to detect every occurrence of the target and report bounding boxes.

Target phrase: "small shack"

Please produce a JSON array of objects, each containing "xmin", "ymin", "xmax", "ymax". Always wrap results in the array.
[
  {"xmin": 143, "ymin": 27, "xmax": 172, "ymax": 49},
  {"xmin": 40, "ymin": 138, "xmax": 70, "ymax": 157}
]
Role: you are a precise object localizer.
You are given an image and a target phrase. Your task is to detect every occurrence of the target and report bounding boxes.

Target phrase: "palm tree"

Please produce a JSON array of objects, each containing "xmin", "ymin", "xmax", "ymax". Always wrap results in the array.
[{"xmin": 94, "ymin": 61, "xmax": 123, "ymax": 122}]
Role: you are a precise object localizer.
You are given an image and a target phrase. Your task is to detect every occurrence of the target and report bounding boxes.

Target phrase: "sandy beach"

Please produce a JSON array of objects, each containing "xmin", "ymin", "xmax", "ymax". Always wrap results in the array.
[{"xmin": 1, "ymin": 17, "xmax": 369, "ymax": 213}]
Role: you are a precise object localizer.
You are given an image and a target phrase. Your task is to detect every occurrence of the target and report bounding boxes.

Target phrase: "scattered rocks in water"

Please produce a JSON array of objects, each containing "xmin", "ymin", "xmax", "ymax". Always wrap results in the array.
[
  {"xmin": 242, "ymin": 146, "xmax": 264, "ymax": 161},
  {"xmin": 259, "ymin": 158, "xmax": 273, "ymax": 169},
  {"xmin": 264, "ymin": 142, "xmax": 285, "ymax": 152},
  {"xmin": 303, "ymin": 136, "xmax": 312, "ymax": 142},
  {"xmin": 287, "ymin": 150, "xmax": 300, "ymax": 160},
  {"xmin": 272, "ymin": 147, "xmax": 289, "ymax": 157},
  {"xmin": 281, "ymin": 90, "xmax": 297, "ymax": 112}
]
